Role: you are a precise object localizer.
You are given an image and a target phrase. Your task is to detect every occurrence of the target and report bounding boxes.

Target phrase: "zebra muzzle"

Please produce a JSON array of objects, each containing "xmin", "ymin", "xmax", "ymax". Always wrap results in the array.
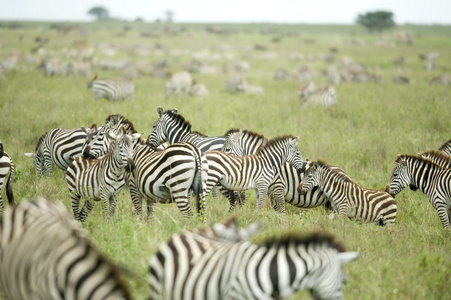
[{"xmin": 83, "ymin": 146, "xmax": 95, "ymax": 159}]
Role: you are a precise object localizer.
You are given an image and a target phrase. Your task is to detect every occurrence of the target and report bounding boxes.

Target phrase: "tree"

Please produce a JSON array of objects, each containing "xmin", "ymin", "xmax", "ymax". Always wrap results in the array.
[
  {"xmin": 356, "ymin": 11, "xmax": 395, "ymax": 32},
  {"xmin": 87, "ymin": 6, "xmax": 109, "ymax": 21}
]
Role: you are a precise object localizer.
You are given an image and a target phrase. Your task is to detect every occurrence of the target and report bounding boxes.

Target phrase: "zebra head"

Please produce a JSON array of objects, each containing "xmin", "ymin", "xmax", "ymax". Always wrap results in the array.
[
  {"xmin": 107, "ymin": 126, "xmax": 141, "ymax": 172},
  {"xmin": 222, "ymin": 129, "xmax": 245, "ymax": 155},
  {"xmin": 285, "ymin": 136, "xmax": 304, "ymax": 171},
  {"xmin": 298, "ymin": 161, "xmax": 321, "ymax": 195},
  {"xmin": 148, "ymin": 107, "xmax": 176, "ymax": 148},
  {"xmin": 24, "ymin": 132, "xmax": 51, "ymax": 175},
  {"xmin": 385, "ymin": 155, "xmax": 410, "ymax": 197}
]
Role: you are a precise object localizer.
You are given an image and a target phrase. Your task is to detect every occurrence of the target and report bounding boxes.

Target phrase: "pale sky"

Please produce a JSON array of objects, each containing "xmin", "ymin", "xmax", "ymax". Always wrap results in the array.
[{"xmin": 0, "ymin": 0, "xmax": 449, "ymax": 24}]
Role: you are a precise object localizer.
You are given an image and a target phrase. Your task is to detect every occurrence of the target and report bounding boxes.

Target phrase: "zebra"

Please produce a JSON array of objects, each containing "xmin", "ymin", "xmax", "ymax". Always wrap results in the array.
[
  {"xmin": 88, "ymin": 76, "xmax": 135, "ymax": 101},
  {"xmin": 124, "ymin": 141, "xmax": 206, "ymax": 220},
  {"xmin": 65, "ymin": 126, "xmax": 141, "ymax": 222},
  {"xmin": 148, "ymin": 107, "xmax": 227, "ymax": 152},
  {"xmin": 165, "ymin": 71, "xmax": 193, "ymax": 96},
  {"xmin": 419, "ymin": 149, "xmax": 451, "ymax": 169},
  {"xmin": 24, "ymin": 125, "xmax": 96, "ymax": 176},
  {"xmin": 190, "ymin": 82, "xmax": 209, "ymax": 97},
  {"xmin": 0, "ymin": 197, "xmax": 131, "ymax": 299},
  {"xmin": 149, "ymin": 221, "xmax": 358, "ymax": 300},
  {"xmin": 438, "ymin": 139, "xmax": 451, "ymax": 155},
  {"xmin": 202, "ymin": 135, "xmax": 304, "ymax": 210},
  {"xmin": 222, "ymin": 130, "xmax": 347, "ymax": 212},
  {"xmin": 303, "ymin": 85, "xmax": 337, "ymax": 107},
  {"xmin": 0, "ymin": 141, "xmax": 14, "ymax": 211},
  {"xmin": 299, "ymin": 160, "xmax": 397, "ymax": 225},
  {"xmin": 385, "ymin": 154, "xmax": 451, "ymax": 228}
]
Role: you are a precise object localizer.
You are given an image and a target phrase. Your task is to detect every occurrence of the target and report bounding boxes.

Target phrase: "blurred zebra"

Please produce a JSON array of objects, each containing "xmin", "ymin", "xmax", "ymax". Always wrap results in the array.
[
  {"xmin": 124, "ymin": 141, "xmax": 206, "ymax": 220},
  {"xmin": 386, "ymin": 154, "xmax": 451, "ymax": 228},
  {"xmin": 223, "ymin": 130, "xmax": 347, "ymax": 212},
  {"xmin": 165, "ymin": 71, "xmax": 193, "ymax": 96},
  {"xmin": 303, "ymin": 85, "xmax": 337, "ymax": 107},
  {"xmin": 88, "ymin": 76, "xmax": 135, "ymax": 101},
  {"xmin": 430, "ymin": 74, "xmax": 451, "ymax": 86},
  {"xmin": 203, "ymin": 135, "xmax": 304, "ymax": 209},
  {"xmin": 66, "ymin": 126, "xmax": 141, "ymax": 221},
  {"xmin": 149, "ymin": 222, "xmax": 358, "ymax": 300},
  {"xmin": 196, "ymin": 215, "xmax": 263, "ymax": 242},
  {"xmin": 225, "ymin": 75, "xmax": 247, "ymax": 93},
  {"xmin": 0, "ymin": 197, "xmax": 131, "ymax": 300},
  {"xmin": 438, "ymin": 139, "xmax": 451, "ymax": 155},
  {"xmin": 299, "ymin": 160, "xmax": 397, "ymax": 225},
  {"xmin": 190, "ymin": 82, "xmax": 209, "ymax": 97},
  {"xmin": 298, "ymin": 80, "xmax": 316, "ymax": 99},
  {"xmin": 0, "ymin": 141, "xmax": 15, "ymax": 211},
  {"xmin": 148, "ymin": 107, "xmax": 227, "ymax": 152},
  {"xmin": 24, "ymin": 125, "xmax": 96, "ymax": 176}
]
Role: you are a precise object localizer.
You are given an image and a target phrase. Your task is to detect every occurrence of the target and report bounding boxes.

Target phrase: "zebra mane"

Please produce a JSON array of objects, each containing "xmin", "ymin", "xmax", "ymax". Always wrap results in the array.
[
  {"xmin": 225, "ymin": 128, "xmax": 268, "ymax": 141},
  {"xmin": 397, "ymin": 154, "xmax": 444, "ymax": 168},
  {"xmin": 163, "ymin": 109, "xmax": 192, "ymax": 132},
  {"xmin": 419, "ymin": 149, "xmax": 451, "ymax": 163},
  {"xmin": 260, "ymin": 135, "xmax": 297, "ymax": 151},
  {"xmin": 105, "ymin": 114, "xmax": 137, "ymax": 134},
  {"xmin": 259, "ymin": 232, "xmax": 346, "ymax": 253},
  {"xmin": 316, "ymin": 160, "xmax": 354, "ymax": 184},
  {"xmin": 35, "ymin": 131, "xmax": 48, "ymax": 152},
  {"xmin": 191, "ymin": 130, "xmax": 208, "ymax": 137}
]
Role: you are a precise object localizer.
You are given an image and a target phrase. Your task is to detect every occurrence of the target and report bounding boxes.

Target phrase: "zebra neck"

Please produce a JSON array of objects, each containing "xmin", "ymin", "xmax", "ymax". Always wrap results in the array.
[
  {"xmin": 409, "ymin": 162, "xmax": 440, "ymax": 195},
  {"xmin": 168, "ymin": 127, "xmax": 190, "ymax": 144},
  {"xmin": 257, "ymin": 148, "xmax": 285, "ymax": 169},
  {"xmin": 319, "ymin": 169, "xmax": 351, "ymax": 201}
]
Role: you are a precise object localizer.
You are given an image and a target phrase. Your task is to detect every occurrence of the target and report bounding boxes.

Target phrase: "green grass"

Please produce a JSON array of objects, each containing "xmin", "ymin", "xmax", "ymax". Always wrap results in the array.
[{"xmin": 1, "ymin": 21, "xmax": 451, "ymax": 299}]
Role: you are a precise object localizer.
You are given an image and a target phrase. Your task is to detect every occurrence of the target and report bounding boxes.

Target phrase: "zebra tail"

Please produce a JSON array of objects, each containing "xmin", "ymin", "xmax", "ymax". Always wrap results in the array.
[
  {"xmin": 6, "ymin": 163, "xmax": 15, "ymax": 204},
  {"xmin": 193, "ymin": 146, "xmax": 204, "ymax": 215}
]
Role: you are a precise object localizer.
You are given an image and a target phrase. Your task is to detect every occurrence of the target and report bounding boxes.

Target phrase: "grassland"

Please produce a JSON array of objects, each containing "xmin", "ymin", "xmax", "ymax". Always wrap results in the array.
[{"xmin": 0, "ymin": 21, "xmax": 450, "ymax": 299}]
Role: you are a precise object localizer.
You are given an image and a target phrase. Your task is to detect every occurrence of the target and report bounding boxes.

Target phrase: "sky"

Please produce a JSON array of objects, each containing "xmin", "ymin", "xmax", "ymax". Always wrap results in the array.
[{"xmin": 0, "ymin": 0, "xmax": 449, "ymax": 24}]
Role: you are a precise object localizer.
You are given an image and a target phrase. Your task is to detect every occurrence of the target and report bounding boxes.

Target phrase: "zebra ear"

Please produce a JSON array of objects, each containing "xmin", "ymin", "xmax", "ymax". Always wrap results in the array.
[
  {"xmin": 172, "ymin": 108, "xmax": 178, "ymax": 115},
  {"xmin": 337, "ymin": 252, "xmax": 359, "ymax": 265},
  {"xmin": 157, "ymin": 106, "xmax": 164, "ymax": 118},
  {"xmin": 24, "ymin": 153, "xmax": 35, "ymax": 158}
]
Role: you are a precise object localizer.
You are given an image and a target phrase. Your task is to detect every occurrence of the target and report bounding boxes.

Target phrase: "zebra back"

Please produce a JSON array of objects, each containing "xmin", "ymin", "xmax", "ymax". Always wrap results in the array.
[
  {"xmin": 149, "ymin": 222, "xmax": 358, "ymax": 300},
  {"xmin": 419, "ymin": 149, "xmax": 451, "ymax": 168},
  {"xmin": 0, "ymin": 151, "xmax": 15, "ymax": 211},
  {"xmin": 438, "ymin": 139, "xmax": 451, "ymax": 155},
  {"xmin": 149, "ymin": 107, "xmax": 227, "ymax": 152},
  {"xmin": 0, "ymin": 197, "xmax": 131, "ymax": 300},
  {"xmin": 88, "ymin": 77, "xmax": 135, "ymax": 101},
  {"xmin": 165, "ymin": 71, "xmax": 193, "ymax": 96}
]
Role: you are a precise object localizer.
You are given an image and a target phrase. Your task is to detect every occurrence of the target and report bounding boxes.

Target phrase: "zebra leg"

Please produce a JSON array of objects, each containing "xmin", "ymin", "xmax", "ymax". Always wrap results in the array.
[
  {"xmin": 146, "ymin": 200, "xmax": 154, "ymax": 218},
  {"xmin": 174, "ymin": 195, "xmax": 193, "ymax": 218},
  {"xmin": 271, "ymin": 186, "xmax": 286, "ymax": 213},
  {"xmin": 237, "ymin": 191, "xmax": 246, "ymax": 207},
  {"xmin": 70, "ymin": 193, "xmax": 81, "ymax": 221},
  {"xmin": 108, "ymin": 194, "xmax": 117, "ymax": 216},
  {"xmin": 0, "ymin": 195, "xmax": 4, "ymax": 212},
  {"xmin": 212, "ymin": 185, "xmax": 218, "ymax": 200},
  {"xmin": 79, "ymin": 200, "xmax": 93, "ymax": 222},
  {"xmin": 435, "ymin": 204, "xmax": 451, "ymax": 228}
]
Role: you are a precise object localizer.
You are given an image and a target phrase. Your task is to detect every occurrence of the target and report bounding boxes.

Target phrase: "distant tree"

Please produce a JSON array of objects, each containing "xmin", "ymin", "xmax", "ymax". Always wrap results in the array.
[
  {"xmin": 356, "ymin": 11, "xmax": 395, "ymax": 32},
  {"xmin": 87, "ymin": 6, "xmax": 109, "ymax": 21}
]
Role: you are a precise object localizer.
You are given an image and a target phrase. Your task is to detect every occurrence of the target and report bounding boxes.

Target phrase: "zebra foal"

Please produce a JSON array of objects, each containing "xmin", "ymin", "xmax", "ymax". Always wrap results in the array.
[
  {"xmin": 0, "ymin": 140, "xmax": 15, "ymax": 211},
  {"xmin": 65, "ymin": 126, "xmax": 141, "ymax": 221},
  {"xmin": 88, "ymin": 76, "xmax": 135, "ymax": 101},
  {"xmin": 0, "ymin": 197, "xmax": 130, "ymax": 300},
  {"xmin": 386, "ymin": 154, "xmax": 451, "ymax": 228},
  {"xmin": 149, "ymin": 219, "xmax": 358, "ymax": 300},
  {"xmin": 203, "ymin": 135, "xmax": 304, "ymax": 210},
  {"xmin": 299, "ymin": 160, "xmax": 397, "ymax": 225}
]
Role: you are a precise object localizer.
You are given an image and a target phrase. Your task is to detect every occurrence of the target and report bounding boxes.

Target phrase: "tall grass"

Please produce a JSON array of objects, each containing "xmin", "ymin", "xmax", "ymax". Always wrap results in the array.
[{"xmin": 0, "ymin": 22, "xmax": 450, "ymax": 299}]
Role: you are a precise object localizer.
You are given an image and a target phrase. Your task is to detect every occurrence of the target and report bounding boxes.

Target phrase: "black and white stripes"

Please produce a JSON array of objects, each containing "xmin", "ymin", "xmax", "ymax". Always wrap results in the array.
[
  {"xmin": 88, "ymin": 76, "xmax": 135, "ymax": 101},
  {"xmin": 0, "ymin": 145, "xmax": 14, "ymax": 211}
]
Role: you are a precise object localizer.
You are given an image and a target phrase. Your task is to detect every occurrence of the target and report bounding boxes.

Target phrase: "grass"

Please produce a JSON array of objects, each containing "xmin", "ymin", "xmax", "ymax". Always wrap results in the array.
[{"xmin": 1, "ymin": 21, "xmax": 451, "ymax": 299}]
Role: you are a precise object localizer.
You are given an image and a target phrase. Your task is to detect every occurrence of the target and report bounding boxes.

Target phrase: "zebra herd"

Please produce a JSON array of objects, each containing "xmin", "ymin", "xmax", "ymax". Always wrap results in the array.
[{"xmin": 1, "ymin": 107, "xmax": 450, "ymax": 299}]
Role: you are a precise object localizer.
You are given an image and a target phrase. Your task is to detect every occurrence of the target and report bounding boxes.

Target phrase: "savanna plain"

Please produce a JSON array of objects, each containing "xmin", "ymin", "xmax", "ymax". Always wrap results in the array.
[{"xmin": 0, "ymin": 21, "xmax": 450, "ymax": 299}]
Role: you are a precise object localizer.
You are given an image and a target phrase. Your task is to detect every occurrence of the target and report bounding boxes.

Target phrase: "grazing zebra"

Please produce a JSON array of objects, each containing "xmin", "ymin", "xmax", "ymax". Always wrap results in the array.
[
  {"xmin": 299, "ymin": 160, "xmax": 397, "ymax": 225},
  {"xmin": 303, "ymin": 85, "xmax": 337, "ymax": 107},
  {"xmin": 0, "ymin": 142, "xmax": 15, "ymax": 211},
  {"xmin": 149, "ymin": 221, "xmax": 358, "ymax": 300},
  {"xmin": 25, "ymin": 125, "xmax": 96, "ymax": 176},
  {"xmin": 66, "ymin": 126, "xmax": 141, "ymax": 221},
  {"xmin": 438, "ymin": 139, "xmax": 451, "ymax": 155},
  {"xmin": 385, "ymin": 154, "xmax": 451, "ymax": 228},
  {"xmin": 124, "ymin": 141, "xmax": 206, "ymax": 219},
  {"xmin": 88, "ymin": 76, "xmax": 135, "ymax": 101},
  {"xmin": 148, "ymin": 107, "xmax": 227, "ymax": 152},
  {"xmin": 0, "ymin": 197, "xmax": 131, "ymax": 300},
  {"xmin": 203, "ymin": 135, "xmax": 304, "ymax": 210},
  {"xmin": 165, "ymin": 71, "xmax": 193, "ymax": 96},
  {"xmin": 223, "ymin": 130, "xmax": 347, "ymax": 212}
]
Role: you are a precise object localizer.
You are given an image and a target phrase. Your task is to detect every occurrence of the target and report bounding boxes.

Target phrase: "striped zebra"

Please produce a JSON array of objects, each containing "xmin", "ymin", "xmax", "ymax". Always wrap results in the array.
[
  {"xmin": 88, "ymin": 76, "xmax": 135, "ymax": 101},
  {"xmin": 0, "ymin": 197, "xmax": 130, "ymax": 300},
  {"xmin": 149, "ymin": 107, "xmax": 227, "ymax": 152},
  {"xmin": 149, "ymin": 221, "xmax": 358, "ymax": 300},
  {"xmin": 385, "ymin": 154, "xmax": 451, "ymax": 228},
  {"xmin": 303, "ymin": 85, "xmax": 337, "ymax": 107},
  {"xmin": 124, "ymin": 141, "xmax": 206, "ymax": 219},
  {"xmin": 419, "ymin": 149, "xmax": 451, "ymax": 169},
  {"xmin": 25, "ymin": 125, "xmax": 96, "ymax": 176},
  {"xmin": 165, "ymin": 71, "xmax": 193, "ymax": 96},
  {"xmin": 66, "ymin": 126, "xmax": 141, "ymax": 221},
  {"xmin": 0, "ymin": 143, "xmax": 15, "ymax": 211},
  {"xmin": 299, "ymin": 160, "xmax": 397, "ymax": 225},
  {"xmin": 203, "ymin": 135, "xmax": 304, "ymax": 210},
  {"xmin": 438, "ymin": 139, "xmax": 451, "ymax": 155}
]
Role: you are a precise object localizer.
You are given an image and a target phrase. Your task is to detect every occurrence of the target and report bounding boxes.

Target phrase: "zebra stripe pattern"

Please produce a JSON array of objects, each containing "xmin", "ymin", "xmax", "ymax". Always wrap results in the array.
[
  {"xmin": 124, "ymin": 141, "xmax": 206, "ymax": 219},
  {"xmin": 299, "ymin": 160, "xmax": 397, "ymax": 225},
  {"xmin": 88, "ymin": 76, "xmax": 135, "ymax": 101},
  {"xmin": 148, "ymin": 107, "xmax": 227, "ymax": 152},
  {"xmin": 0, "ymin": 150, "xmax": 15, "ymax": 211},
  {"xmin": 165, "ymin": 71, "xmax": 193, "ymax": 96},
  {"xmin": 0, "ymin": 197, "xmax": 130, "ymax": 300},
  {"xmin": 24, "ymin": 125, "xmax": 95, "ymax": 176},
  {"xmin": 303, "ymin": 85, "xmax": 337, "ymax": 107},
  {"xmin": 203, "ymin": 135, "xmax": 304, "ymax": 209},
  {"xmin": 419, "ymin": 149, "xmax": 451, "ymax": 169},
  {"xmin": 66, "ymin": 127, "xmax": 141, "ymax": 221},
  {"xmin": 386, "ymin": 154, "xmax": 451, "ymax": 228},
  {"xmin": 438, "ymin": 139, "xmax": 451, "ymax": 155},
  {"xmin": 149, "ymin": 220, "xmax": 358, "ymax": 300}
]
